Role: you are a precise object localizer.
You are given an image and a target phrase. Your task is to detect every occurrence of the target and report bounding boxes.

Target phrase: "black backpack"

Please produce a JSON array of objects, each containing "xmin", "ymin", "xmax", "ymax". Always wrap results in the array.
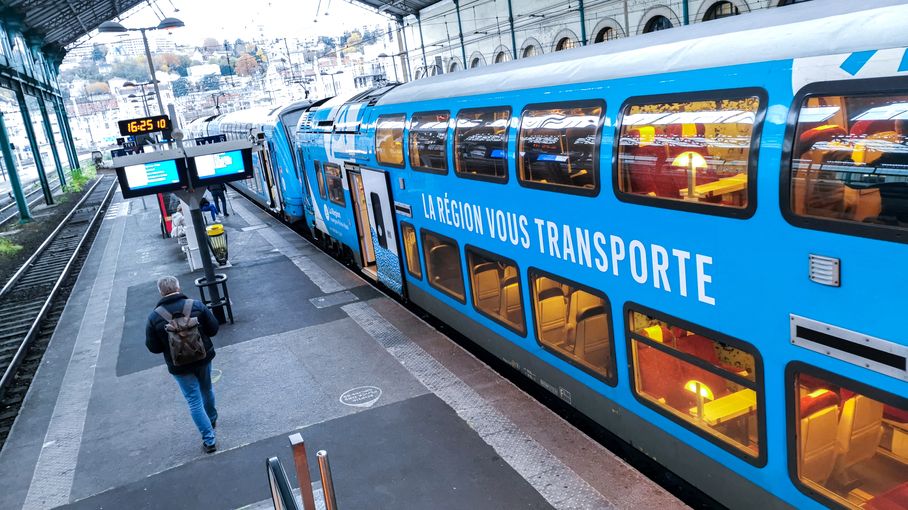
[{"xmin": 155, "ymin": 299, "xmax": 207, "ymax": 366}]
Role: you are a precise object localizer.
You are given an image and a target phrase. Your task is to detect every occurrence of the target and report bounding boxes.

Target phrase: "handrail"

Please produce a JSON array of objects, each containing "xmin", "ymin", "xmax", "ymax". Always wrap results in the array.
[{"xmin": 266, "ymin": 457, "xmax": 301, "ymax": 510}]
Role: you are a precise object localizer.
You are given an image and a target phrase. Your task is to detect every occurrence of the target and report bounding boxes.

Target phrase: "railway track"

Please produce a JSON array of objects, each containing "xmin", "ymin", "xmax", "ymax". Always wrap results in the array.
[
  {"xmin": 0, "ymin": 174, "xmax": 116, "ymax": 449},
  {"xmin": 0, "ymin": 176, "xmax": 64, "ymax": 228}
]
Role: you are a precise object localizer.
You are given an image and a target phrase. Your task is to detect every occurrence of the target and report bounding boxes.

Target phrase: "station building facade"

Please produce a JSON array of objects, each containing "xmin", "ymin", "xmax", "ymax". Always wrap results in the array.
[{"xmin": 397, "ymin": 0, "xmax": 807, "ymax": 79}]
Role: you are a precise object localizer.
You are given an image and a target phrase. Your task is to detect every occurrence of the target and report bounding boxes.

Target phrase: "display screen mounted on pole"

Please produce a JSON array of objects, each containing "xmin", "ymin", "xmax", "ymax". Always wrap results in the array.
[
  {"xmin": 117, "ymin": 115, "xmax": 172, "ymax": 136},
  {"xmin": 188, "ymin": 148, "xmax": 254, "ymax": 187},
  {"xmin": 115, "ymin": 158, "xmax": 189, "ymax": 198}
]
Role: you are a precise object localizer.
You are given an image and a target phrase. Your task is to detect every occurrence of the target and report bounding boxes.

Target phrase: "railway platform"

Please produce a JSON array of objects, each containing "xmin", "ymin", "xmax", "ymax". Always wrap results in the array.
[{"xmin": 0, "ymin": 188, "xmax": 686, "ymax": 510}]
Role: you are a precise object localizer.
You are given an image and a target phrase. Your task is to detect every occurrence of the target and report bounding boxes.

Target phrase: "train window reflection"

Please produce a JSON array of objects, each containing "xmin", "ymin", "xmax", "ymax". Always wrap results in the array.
[
  {"xmin": 790, "ymin": 94, "xmax": 908, "ymax": 230},
  {"xmin": 518, "ymin": 100, "xmax": 603, "ymax": 193},
  {"xmin": 530, "ymin": 270, "xmax": 614, "ymax": 381},
  {"xmin": 314, "ymin": 161, "xmax": 326, "ymax": 199},
  {"xmin": 375, "ymin": 114, "xmax": 406, "ymax": 167},
  {"xmin": 324, "ymin": 163, "xmax": 345, "ymax": 206},
  {"xmin": 454, "ymin": 107, "xmax": 510, "ymax": 182},
  {"xmin": 628, "ymin": 309, "xmax": 762, "ymax": 460},
  {"xmin": 409, "ymin": 111, "xmax": 449, "ymax": 173},
  {"xmin": 617, "ymin": 95, "xmax": 760, "ymax": 209},
  {"xmin": 401, "ymin": 222, "xmax": 421, "ymax": 279},
  {"xmin": 467, "ymin": 248, "xmax": 525, "ymax": 334},
  {"xmin": 421, "ymin": 229, "xmax": 465, "ymax": 302},
  {"xmin": 791, "ymin": 369, "xmax": 908, "ymax": 509}
]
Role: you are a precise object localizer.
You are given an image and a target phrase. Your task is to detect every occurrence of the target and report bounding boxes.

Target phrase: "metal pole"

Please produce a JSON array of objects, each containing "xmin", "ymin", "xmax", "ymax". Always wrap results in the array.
[
  {"xmin": 416, "ymin": 14, "xmax": 428, "ymax": 75},
  {"xmin": 623, "ymin": 0, "xmax": 630, "ymax": 37},
  {"xmin": 397, "ymin": 19, "xmax": 411, "ymax": 82},
  {"xmin": 316, "ymin": 450, "xmax": 338, "ymax": 510},
  {"xmin": 289, "ymin": 434, "xmax": 317, "ymax": 510},
  {"xmin": 37, "ymin": 97, "xmax": 65, "ymax": 186},
  {"xmin": 15, "ymin": 86, "xmax": 52, "ymax": 205},
  {"xmin": 140, "ymin": 28, "xmax": 167, "ymax": 115},
  {"xmin": 0, "ymin": 113, "xmax": 31, "ymax": 222},
  {"xmin": 506, "ymin": 0, "xmax": 518, "ymax": 59},
  {"xmin": 58, "ymin": 98, "xmax": 80, "ymax": 170},
  {"xmin": 578, "ymin": 0, "xmax": 587, "ymax": 45},
  {"xmin": 682, "ymin": 0, "xmax": 690, "ymax": 25},
  {"xmin": 52, "ymin": 97, "xmax": 75, "ymax": 171},
  {"xmin": 453, "ymin": 0, "xmax": 467, "ymax": 68}
]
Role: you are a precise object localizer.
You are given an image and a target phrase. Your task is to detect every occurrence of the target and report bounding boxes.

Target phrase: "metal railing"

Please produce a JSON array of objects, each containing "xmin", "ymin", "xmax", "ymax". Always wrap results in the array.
[{"xmin": 265, "ymin": 433, "xmax": 339, "ymax": 510}]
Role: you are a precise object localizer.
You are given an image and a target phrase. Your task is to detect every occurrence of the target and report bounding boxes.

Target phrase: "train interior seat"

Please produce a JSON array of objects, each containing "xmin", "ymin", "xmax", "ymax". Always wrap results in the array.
[
  {"xmin": 500, "ymin": 277, "xmax": 522, "ymax": 327},
  {"xmin": 536, "ymin": 287, "xmax": 568, "ymax": 346},
  {"xmin": 572, "ymin": 306, "xmax": 610, "ymax": 370},
  {"xmin": 472, "ymin": 262, "xmax": 502, "ymax": 313},
  {"xmin": 565, "ymin": 290, "xmax": 603, "ymax": 346},
  {"xmin": 798, "ymin": 389, "xmax": 841, "ymax": 485},
  {"xmin": 833, "ymin": 395, "xmax": 885, "ymax": 487},
  {"xmin": 428, "ymin": 244, "xmax": 462, "ymax": 295},
  {"xmin": 565, "ymin": 126, "xmax": 596, "ymax": 188}
]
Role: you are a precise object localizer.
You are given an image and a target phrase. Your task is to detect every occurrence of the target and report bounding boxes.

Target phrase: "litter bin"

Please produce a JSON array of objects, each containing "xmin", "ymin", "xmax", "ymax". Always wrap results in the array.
[{"xmin": 206, "ymin": 223, "xmax": 229, "ymax": 265}]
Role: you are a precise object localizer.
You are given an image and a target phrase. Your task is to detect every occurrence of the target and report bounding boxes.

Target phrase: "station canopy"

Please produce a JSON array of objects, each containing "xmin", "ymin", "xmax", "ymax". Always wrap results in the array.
[
  {"xmin": 350, "ymin": 0, "xmax": 442, "ymax": 19},
  {"xmin": 4, "ymin": 0, "xmax": 145, "ymax": 51}
]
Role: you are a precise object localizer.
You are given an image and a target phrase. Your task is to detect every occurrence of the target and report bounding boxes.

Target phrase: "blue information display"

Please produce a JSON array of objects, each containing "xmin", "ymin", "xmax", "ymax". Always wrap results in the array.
[
  {"xmin": 124, "ymin": 160, "xmax": 181, "ymax": 190},
  {"xmin": 194, "ymin": 150, "xmax": 245, "ymax": 180},
  {"xmin": 188, "ymin": 148, "xmax": 253, "ymax": 187},
  {"xmin": 116, "ymin": 158, "xmax": 189, "ymax": 198}
]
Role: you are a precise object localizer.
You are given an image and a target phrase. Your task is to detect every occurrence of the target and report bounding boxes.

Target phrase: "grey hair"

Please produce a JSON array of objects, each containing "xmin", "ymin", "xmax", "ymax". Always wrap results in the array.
[{"xmin": 157, "ymin": 275, "xmax": 181, "ymax": 296}]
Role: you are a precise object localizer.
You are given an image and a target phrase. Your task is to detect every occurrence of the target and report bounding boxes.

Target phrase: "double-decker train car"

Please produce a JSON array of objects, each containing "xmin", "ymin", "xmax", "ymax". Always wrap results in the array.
[
  {"xmin": 186, "ymin": 101, "xmax": 314, "ymax": 222},
  {"xmin": 194, "ymin": 2, "xmax": 908, "ymax": 508}
]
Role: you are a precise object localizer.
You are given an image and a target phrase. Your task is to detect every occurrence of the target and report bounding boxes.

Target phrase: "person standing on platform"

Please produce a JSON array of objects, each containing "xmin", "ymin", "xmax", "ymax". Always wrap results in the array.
[
  {"xmin": 145, "ymin": 276, "xmax": 221, "ymax": 453},
  {"xmin": 209, "ymin": 183, "xmax": 229, "ymax": 218}
]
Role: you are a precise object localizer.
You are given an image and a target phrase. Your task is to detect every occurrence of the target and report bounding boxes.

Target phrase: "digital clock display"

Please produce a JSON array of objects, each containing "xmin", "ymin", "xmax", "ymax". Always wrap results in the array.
[{"xmin": 117, "ymin": 115, "xmax": 171, "ymax": 136}]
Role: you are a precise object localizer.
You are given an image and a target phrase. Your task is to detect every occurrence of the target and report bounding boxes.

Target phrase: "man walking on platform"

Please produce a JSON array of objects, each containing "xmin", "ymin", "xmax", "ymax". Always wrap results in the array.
[
  {"xmin": 209, "ymin": 183, "xmax": 229, "ymax": 218},
  {"xmin": 146, "ymin": 276, "xmax": 221, "ymax": 453}
]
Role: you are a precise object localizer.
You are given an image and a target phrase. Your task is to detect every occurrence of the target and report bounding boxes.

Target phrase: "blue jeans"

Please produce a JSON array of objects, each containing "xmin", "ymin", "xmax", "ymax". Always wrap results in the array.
[
  {"xmin": 172, "ymin": 363, "xmax": 217, "ymax": 446},
  {"xmin": 200, "ymin": 203, "xmax": 218, "ymax": 222}
]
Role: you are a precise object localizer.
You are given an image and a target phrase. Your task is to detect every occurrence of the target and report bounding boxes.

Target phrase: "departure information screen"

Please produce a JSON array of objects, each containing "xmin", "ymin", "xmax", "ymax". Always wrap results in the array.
[
  {"xmin": 194, "ymin": 150, "xmax": 246, "ymax": 180},
  {"xmin": 123, "ymin": 159, "xmax": 181, "ymax": 190}
]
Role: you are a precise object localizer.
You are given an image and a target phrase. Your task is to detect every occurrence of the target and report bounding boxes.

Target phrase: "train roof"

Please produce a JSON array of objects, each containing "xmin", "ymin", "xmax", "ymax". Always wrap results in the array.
[{"xmin": 377, "ymin": 0, "xmax": 908, "ymax": 106}]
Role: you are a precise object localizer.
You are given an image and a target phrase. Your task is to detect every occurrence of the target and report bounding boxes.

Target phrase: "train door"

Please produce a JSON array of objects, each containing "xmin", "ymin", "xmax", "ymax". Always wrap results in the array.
[
  {"xmin": 347, "ymin": 168, "xmax": 377, "ymax": 278},
  {"xmin": 347, "ymin": 164, "xmax": 404, "ymax": 295}
]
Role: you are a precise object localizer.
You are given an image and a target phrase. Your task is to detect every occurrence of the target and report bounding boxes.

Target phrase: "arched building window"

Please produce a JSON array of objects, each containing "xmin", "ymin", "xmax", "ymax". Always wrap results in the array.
[
  {"xmin": 449, "ymin": 60, "xmax": 461, "ymax": 73},
  {"xmin": 555, "ymin": 37, "xmax": 577, "ymax": 51},
  {"xmin": 643, "ymin": 15, "xmax": 673, "ymax": 33},
  {"xmin": 494, "ymin": 51, "xmax": 510, "ymax": 64},
  {"xmin": 522, "ymin": 44, "xmax": 540, "ymax": 58},
  {"xmin": 778, "ymin": 0, "xmax": 811, "ymax": 5},
  {"xmin": 594, "ymin": 26, "xmax": 618, "ymax": 43},
  {"xmin": 470, "ymin": 55, "xmax": 484, "ymax": 68},
  {"xmin": 704, "ymin": 1, "xmax": 740, "ymax": 20}
]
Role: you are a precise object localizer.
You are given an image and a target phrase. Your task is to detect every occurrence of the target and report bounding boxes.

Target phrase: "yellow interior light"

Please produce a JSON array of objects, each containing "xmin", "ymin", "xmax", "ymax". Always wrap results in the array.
[
  {"xmin": 639, "ymin": 126, "xmax": 655, "ymax": 146},
  {"xmin": 681, "ymin": 123, "xmax": 698, "ymax": 138},
  {"xmin": 643, "ymin": 325, "xmax": 664, "ymax": 342},
  {"xmin": 672, "ymin": 151, "xmax": 708, "ymax": 170},
  {"xmin": 685, "ymin": 380, "xmax": 714, "ymax": 400}
]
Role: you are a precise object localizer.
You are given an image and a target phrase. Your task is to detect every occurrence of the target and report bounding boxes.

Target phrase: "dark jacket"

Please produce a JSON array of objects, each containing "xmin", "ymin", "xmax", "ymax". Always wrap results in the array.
[
  {"xmin": 209, "ymin": 183, "xmax": 227, "ymax": 193},
  {"xmin": 146, "ymin": 293, "xmax": 219, "ymax": 374}
]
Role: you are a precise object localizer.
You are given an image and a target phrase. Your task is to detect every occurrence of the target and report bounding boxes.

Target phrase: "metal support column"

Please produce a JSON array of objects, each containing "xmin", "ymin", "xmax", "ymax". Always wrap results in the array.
[
  {"xmin": 416, "ymin": 14, "xmax": 428, "ymax": 75},
  {"xmin": 506, "ymin": 0, "xmax": 518, "ymax": 59},
  {"xmin": 52, "ymin": 98, "xmax": 76, "ymax": 170},
  {"xmin": 0, "ymin": 112, "xmax": 31, "ymax": 222},
  {"xmin": 37, "ymin": 97, "xmax": 65, "ymax": 187},
  {"xmin": 453, "ymin": 0, "xmax": 467, "ymax": 67},
  {"xmin": 398, "ymin": 18, "xmax": 413, "ymax": 81},
  {"xmin": 578, "ymin": 0, "xmax": 587, "ymax": 45},
  {"xmin": 682, "ymin": 0, "xmax": 690, "ymax": 24},
  {"xmin": 15, "ymin": 86, "xmax": 52, "ymax": 205},
  {"xmin": 59, "ymin": 99, "xmax": 80, "ymax": 170}
]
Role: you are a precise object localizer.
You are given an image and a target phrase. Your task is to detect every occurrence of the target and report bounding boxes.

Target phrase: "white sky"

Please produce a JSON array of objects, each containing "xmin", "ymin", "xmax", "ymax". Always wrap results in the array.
[{"xmin": 81, "ymin": 0, "xmax": 391, "ymax": 49}]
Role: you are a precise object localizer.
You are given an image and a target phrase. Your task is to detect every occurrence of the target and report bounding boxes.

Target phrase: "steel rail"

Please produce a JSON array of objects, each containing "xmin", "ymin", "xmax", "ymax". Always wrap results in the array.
[
  {"xmin": 0, "ymin": 176, "xmax": 116, "ymax": 399},
  {"xmin": 0, "ymin": 176, "xmax": 64, "ymax": 227}
]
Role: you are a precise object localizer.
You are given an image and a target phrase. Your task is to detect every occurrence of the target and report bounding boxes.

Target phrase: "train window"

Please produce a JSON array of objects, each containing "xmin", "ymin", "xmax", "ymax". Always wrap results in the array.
[
  {"xmin": 466, "ymin": 247, "xmax": 525, "ymax": 335},
  {"xmin": 617, "ymin": 93, "xmax": 761, "ymax": 213},
  {"xmin": 314, "ymin": 161, "xmax": 326, "ymax": 200},
  {"xmin": 409, "ymin": 111, "xmax": 449, "ymax": 173},
  {"xmin": 788, "ymin": 364, "xmax": 908, "ymax": 510},
  {"xmin": 628, "ymin": 306, "xmax": 764, "ymax": 463},
  {"xmin": 454, "ymin": 107, "xmax": 511, "ymax": 182},
  {"xmin": 421, "ymin": 229, "xmax": 465, "ymax": 302},
  {"xmin": 375, "ymin": 114, "xmax": 406, "ymax": 167},
  {"xmin": 518, "ymin": 100, "xmax": 604, "ymax": 194},
  {"xmin": 529, "ymin": 269, "xmax": 615, "ymax": 383},
  {"xmin": 324, "ymin": 163, "xmax": 345, "ymax": 206},
  {"xmin": 401, "ymin": 222, "xmax": 421, "ymax": 279},
  {"xmin": 789, "ymin": 92, "xmax": 908, "ymax": 235}
]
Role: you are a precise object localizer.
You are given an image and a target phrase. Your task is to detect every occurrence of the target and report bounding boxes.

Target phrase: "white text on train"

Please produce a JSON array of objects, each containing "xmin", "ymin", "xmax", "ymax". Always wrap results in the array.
[{"xmin": 421, "ymin": 192, "xmax": 716, "ymax": 306}]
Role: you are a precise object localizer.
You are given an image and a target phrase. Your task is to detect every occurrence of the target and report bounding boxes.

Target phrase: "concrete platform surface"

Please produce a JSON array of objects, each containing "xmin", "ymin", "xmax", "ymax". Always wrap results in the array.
[{"xmin": 0, "ymin": 189, "xmax": 688, "ymax": 510}]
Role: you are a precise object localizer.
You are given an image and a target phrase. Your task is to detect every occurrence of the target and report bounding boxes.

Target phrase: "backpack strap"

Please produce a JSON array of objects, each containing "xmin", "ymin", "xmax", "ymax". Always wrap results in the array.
[
  {"xmin": 181, "ymin": 298, "xmax": 194, "ymax": 318},
  {"xmin": 154, "ymin": 306, "xmax": 172, "ymax": 322}
]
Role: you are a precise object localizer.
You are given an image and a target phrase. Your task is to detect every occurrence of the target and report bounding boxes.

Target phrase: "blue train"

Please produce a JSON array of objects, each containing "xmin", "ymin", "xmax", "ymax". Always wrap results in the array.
[{"xmin": 186, "ymin": 2, "xmax": 908, "ymax": 508}]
